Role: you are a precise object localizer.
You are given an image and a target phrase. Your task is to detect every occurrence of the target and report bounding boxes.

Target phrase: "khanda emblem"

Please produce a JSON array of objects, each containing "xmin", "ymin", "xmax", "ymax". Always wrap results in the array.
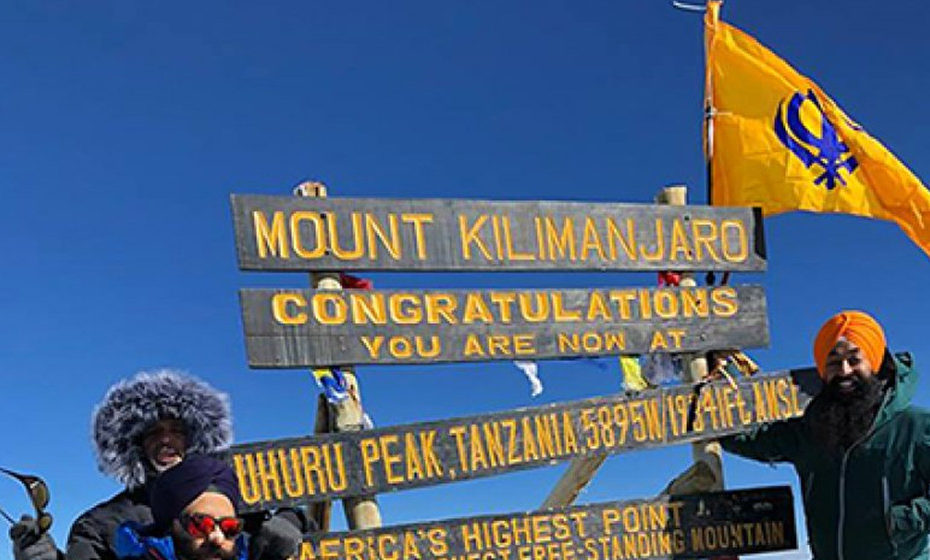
[{"xmin": 774, "ymin": 89, "xmax": 858, "ymax": 190}]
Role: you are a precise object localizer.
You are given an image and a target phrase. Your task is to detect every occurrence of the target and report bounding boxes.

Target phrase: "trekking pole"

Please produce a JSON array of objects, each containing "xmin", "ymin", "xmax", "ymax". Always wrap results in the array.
[{"xmin": 0, "ymin": 504, "xmax": 15, "ymax": 524}]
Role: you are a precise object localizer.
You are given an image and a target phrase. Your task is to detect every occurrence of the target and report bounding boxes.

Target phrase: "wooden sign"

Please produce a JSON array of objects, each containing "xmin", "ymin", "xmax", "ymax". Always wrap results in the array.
[
  {"xmin": 230, "ymin": 195, "xmax": 766, "ymax": 272},
  {"xmin": 239, "ymin": 285, "xmax": 768, "ymax": 367},
  {"xmin": 300, "ymin": 486, "xmax": 797, "ymax": 560},
  {"xmin": 230, "ymin": 370, "xmax": 818, "ymax": 512}
]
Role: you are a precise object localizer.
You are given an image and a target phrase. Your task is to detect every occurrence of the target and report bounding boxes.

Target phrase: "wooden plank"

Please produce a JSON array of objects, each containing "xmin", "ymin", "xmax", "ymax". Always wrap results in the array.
[
  {"xmin": 230, "ymin": 195, "xmax": 766, "ymax": 272},
  {"xmin": 239, "ymin": 285, "xmax": 768, "ymax": 368},
  {"xmin": 299, "ymin": 486, "xmax": 797, "ymax": 560},
  {"xmin": 229, "ymin": 369, "xmax": 819, "ymax": 512}
]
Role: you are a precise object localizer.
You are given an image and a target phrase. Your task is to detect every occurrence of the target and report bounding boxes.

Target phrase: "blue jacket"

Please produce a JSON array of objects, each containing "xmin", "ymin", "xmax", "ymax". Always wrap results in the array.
[{"xmin": 113, "ymin": 522, "xmax": 248, "ymax": 560}]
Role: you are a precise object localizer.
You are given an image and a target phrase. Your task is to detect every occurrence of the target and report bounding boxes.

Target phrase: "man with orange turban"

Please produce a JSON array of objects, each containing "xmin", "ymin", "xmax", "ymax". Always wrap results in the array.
[{"xmin": 722, "ymin": 311, "xmax": 930, "ymax": 560}]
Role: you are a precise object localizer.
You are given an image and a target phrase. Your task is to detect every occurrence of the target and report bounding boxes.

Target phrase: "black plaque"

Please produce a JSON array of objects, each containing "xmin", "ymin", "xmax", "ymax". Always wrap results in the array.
[{"xmin": 299, "ymin": 486, "xmax": 797, "ymax": 560}]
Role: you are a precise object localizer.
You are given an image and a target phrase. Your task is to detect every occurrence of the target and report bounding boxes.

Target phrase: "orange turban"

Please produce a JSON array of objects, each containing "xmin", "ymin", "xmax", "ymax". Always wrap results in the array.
[{"xmin": 813, "ymin": 311, "xmax": 886, "ymax": 378}]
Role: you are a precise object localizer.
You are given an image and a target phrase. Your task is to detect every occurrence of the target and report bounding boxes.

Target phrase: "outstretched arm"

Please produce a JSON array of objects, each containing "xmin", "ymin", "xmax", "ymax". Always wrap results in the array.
[{"xmin": 719, "ymin": 418, "xmax": 804, "ymax": 464}]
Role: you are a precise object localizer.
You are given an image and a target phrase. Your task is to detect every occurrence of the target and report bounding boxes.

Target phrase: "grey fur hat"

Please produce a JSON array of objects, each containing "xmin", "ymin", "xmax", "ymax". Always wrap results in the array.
[{"xmin": 92, "ymin": 370, "xmax": 233, "ymax": 489}]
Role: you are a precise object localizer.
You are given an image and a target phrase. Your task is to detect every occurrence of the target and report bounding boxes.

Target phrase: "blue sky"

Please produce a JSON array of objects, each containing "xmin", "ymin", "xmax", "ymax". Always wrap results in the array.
[{"xmin": 2, "ymin": 1, "xmax": 929, "ymax": 558}]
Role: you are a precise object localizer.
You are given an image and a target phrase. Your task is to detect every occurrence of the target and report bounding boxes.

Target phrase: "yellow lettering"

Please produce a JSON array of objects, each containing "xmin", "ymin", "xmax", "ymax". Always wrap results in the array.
[
  {"xmin": 691, "ymin": 219, "xmax": 721, "ymax": 262},
  {"xmin": 463, "ymin": 293, "xmax": 494, "ymax": 323},
  {"xmin": 271, "ymin": 293, "xmax": 308, "ymax": 325},
  {"xmin": 364, "ymin": 213, "xmax": 401, "ymax": 260},
  {"xmin": 425, "ymin": 293, "xmax": 457, "ymax": 324},
  {"xmin": 489, "ymin": 292, "xmax": 516, "ymax": 323},
  {"xmin": 649, "ymin": 330, "xmax": 668, "ymax": 351},
  {"xmin": 254, "ymin": 211, "xmax": 290, "ymax": 259},
  {"xmin": 681, "ymin": 288, "xmax": 709, "ymax": 317},
  {"xmin": 233, "ymin": 455, "xmax": 261, "ymax": 505},
  {"xmin": 586, "ymin": 291, "xmax": 612, "ymax": 321},
  {"xmin": 551, "ymin": 292, "xmax": 581, "ymax": 321},
  {"xmin": 513, "ymin": 333, "xmax": 536, "ymax": 355},
  {"xmin": 721, "ymin": 219, "xmax": 749, "ymax": 262},
  {"xmin": 389, "ymin": 294, "xmax": 423, "ymax": 325},
  {"xmin": 502, "ymin": 216, "xmax": 535, "ymax": 261},
  {"xmin": 711, "ymin": 286, "xmax": 738, "ymax": 317},
  {"xmin": 580, "ymin": 217, "xmax": 607, "ymax": 261},
  {"xmin": 640, "ymin": 218, "xmax": 666, "ymax": 261},
  {"xmin": 379, "ymin": 435, "xmax": 404, "ymax": 484},
  {"xmin": 653, "ymin": 289, "xmax": 679, "ymax": 319},
  {"xmin": 463, "ymin": 334, "xmax": 485, "ymax": 356},
  {"xmin": 401, "ymin": 213, "xmax": 433, "ymax": 260},
  {"xmin": 360, "ymin": 336, "xmax": 384, "ymax": 359},
  {"xmin": 667, "ymin": 328, "xmax": 685, "ymax": 348},
  {"xmin": 543, "ymin": 217, "xmax": 576, "ymax": 261},
  {"xmin": 311, "ymin": 293, "xmax": 348, "ymax": 325},
  {"xmin": 350, "ymin": 293, "xmax": 387, "ymax": 324},
  {"xmin": 325, "ymin": 213, "xmax": 365, "ymax": 260},
  {"xmin": 668, "ymin": 219, "xmax": 693, "ymax": 261},
  {"xmin": 359, "ymin": 439, "xmax": 380, "ymax": 486},
  {"xmin": 459, "ymin": 215, "xmax": 493, "ymax": 260},
  {"xmin": 518, "ymin": 292, "xmax": 550, "ymax": 322},
  {"xmin": 289, "ymin": 211, "xmax": 326, "ymax": 259}
]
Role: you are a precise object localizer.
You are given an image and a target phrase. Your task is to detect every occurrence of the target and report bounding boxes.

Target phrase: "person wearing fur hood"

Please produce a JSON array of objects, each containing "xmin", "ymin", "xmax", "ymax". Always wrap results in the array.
[{"xmin": 9, "ymin": 370, "xmax": 306, "ymax": 560}]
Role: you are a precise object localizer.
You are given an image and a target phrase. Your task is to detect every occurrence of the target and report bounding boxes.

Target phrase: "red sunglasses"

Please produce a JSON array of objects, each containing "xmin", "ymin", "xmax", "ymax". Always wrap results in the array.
[{"xmin": 178, "ymin": 513, "xmax": 244, "ymax": 539}]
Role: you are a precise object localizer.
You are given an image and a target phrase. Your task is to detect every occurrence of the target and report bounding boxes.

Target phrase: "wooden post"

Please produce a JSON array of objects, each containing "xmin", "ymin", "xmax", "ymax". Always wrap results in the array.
[
  {"xmin": 538, "ymin": 185, "xmax": 709, "ymax": 510},
  {"xmin": 295, "ymin": 181, "xmax": 383, "ymax": 531},
  {"xmin": 658, "ymin": 184, "xmax": 724, "ymax": 496},
  {"xmin": 308, "ymin": 394, "xmax": 333, "ymax": 531},
  {"xmin": 540, "ymin": 456, "xmax": 607, "ymax": 509}
]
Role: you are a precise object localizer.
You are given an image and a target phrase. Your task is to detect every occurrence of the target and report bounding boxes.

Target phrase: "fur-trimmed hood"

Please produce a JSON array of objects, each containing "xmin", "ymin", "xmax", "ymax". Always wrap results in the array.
[{"xmin": 92, "ymin": 370, "xmax": 233, "ymax": 489}]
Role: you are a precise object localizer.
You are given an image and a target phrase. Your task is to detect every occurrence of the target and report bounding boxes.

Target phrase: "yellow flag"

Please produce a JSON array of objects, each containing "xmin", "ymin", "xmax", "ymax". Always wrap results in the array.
[
  {"xmin": 619, "ymin": 355, "xmax": 649, "ymax": 391},
  {"xmin": 705, "ymin": 1, "xmax": 930, "ymax": 257}
]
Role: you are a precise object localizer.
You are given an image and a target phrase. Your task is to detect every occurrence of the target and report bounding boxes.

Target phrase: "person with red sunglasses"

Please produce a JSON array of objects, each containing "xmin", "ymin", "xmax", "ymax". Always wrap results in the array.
[
  {"xmin": 113, "ymin": 455, "xmax": 280, "ymax": 560},
  {"xmin": 9, "ymin": 370, "xmax": 307, "ymax": 560}
]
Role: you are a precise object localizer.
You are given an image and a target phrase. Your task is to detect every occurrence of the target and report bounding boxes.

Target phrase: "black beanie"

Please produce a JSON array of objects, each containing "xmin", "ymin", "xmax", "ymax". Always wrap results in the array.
[{"xmin": 147, "ymin": 454, "xmax": 241, "ymax": 536}]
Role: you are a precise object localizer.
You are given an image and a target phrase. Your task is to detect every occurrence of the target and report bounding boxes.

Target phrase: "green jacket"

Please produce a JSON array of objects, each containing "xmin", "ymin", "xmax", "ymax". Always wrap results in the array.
[{"xmin": 722, "ymin": 353, "xmax": 930, "ymax": 560}]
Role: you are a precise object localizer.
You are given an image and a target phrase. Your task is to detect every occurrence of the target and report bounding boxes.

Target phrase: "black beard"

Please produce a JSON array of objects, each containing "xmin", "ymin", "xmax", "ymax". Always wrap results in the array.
[{"xmin": 808, "ymin": 374, "xmax": 885, "ymax": 456}]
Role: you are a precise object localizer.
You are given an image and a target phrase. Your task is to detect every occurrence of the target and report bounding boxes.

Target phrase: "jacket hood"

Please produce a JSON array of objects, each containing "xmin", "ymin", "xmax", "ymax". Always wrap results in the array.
[
  {"xmin": 876, "ymin": 351, "xmax": 917, "ymax": 426},
  {"xmin": 92, "ymin": 370, "xmax": 233, "ymax": 489}
]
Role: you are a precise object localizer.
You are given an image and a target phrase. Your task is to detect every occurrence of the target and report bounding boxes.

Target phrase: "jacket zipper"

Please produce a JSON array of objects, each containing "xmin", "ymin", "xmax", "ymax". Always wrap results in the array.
[
  {"xmin": 837, "ymin": 390, "xmax": 894, "ymax": 560},
  {"xmin": 804, "ymin": 472, "xmax": 815, "ymax": 547},
  {"xmin": 883, "ymin": 475, "xmax": 897, "ymax": 555}
]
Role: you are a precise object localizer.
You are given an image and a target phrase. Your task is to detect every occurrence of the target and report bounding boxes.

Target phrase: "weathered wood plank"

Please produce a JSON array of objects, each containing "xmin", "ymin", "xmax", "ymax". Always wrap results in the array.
[
  {"xmin": 239, "ymin": 285, "xmax": 768, "ymax": 368},
  {"xmin": 299, "ymin": 486, "xmax": 797, "ymax": 560},
  {"xmin": 229, "ymin": 369, "xmax": 818, "ymax": 512},
  {"xmin": 230, "ymin": 195, "xmax": 766, "ymax": 272}
]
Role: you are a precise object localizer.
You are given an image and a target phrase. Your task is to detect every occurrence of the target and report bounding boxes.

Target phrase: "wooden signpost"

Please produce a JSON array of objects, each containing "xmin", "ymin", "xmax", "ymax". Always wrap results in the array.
[
  {"xmin": 230, "ymin": 195, "xmax": 766, "ymax": 272},
  {"xmin": 230, "ymin": 191, "xmax": 799, "ymax": 558},
  {"xmin": 300, "ymin": 486, "xmax": 797, "ymax": 560},
  {"xmin": 239, "ymin": 285, "xmax": 768, "ymax": 367},
  {"xmin": 228, "ymin": 369, "xmax": 816, "ymax": 513}
]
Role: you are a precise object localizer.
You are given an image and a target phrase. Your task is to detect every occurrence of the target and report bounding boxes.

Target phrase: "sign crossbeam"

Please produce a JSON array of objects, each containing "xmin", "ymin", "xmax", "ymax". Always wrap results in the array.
[
  {"xmin": 239, "ymin": 285, "xmax": 768, "ymax": 368},
  {"xmin": 229, "ymin": 370, "xmax": 818, "ymax": 512},
  {"xmin": 231, "ymin": 196, "xmax": 766, "ymax": 272}
]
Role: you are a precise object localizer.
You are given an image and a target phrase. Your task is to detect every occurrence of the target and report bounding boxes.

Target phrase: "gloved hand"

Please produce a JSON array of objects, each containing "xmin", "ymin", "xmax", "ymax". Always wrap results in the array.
[
  {"xmin": 248, "ymin": 514, "xmax": 302, "ymax": 560},
  {"xmin": 10, "ymin": 516, "xmax": 59, "ymax": 560}
]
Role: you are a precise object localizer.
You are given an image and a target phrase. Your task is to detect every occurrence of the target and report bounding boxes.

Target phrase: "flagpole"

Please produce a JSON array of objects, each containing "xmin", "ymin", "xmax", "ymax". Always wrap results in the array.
[
  {"xmin": 704, "ymin": 1, "xmax": 721, "ymax": 207},
  {"xmin": 670, "ymin": 1, "xmax": 718, "ymax": 207}
]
